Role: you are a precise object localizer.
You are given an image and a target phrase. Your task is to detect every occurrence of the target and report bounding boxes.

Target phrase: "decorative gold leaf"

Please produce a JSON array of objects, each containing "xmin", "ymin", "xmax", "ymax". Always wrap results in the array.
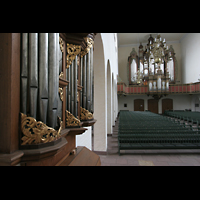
[
  {"xmin": 80, "ymin": 107, "xmax": 93, "ymax": 121},
  {"xmin": 20, "ymin": 113, "xmax": 62, "ymax": 145},
  {"xmin": 65, "ymin": 110, "xmax": 81, "ymax": 127}
]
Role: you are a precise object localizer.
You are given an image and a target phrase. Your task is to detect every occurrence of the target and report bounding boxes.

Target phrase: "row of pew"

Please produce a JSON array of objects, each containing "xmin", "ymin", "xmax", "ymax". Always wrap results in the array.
[
  {"xmin": 118, "ymin": 110, "xmax": 200, "ymax": 154},
  {"xmin": 164, "ymin": 110, "xmax": 200, "ymax": 126}
]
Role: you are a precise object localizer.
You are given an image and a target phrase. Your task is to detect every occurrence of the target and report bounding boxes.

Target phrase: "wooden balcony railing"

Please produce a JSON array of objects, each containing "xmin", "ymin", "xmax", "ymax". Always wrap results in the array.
[{"xmin": 117, "ymin": 82, "xmax": 200, "ymax": 95}]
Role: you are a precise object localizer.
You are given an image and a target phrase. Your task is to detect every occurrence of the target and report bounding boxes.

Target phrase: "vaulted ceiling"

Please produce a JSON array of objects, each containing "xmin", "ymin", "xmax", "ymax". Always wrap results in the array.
[{"xmin": 118, "ymin": 33, "xmax": 187, "ymax": 47}]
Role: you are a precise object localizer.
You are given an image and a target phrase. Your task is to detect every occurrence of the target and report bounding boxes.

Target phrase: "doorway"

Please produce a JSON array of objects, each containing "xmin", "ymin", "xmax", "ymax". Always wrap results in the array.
[
  {"xmin": 162, "ymin": 98, "xmax": 173, "ymax": 114},
  {"xmin": 134, "ymin": 99, "xmax": 144, "ymax": 111},
  {"xmin": 148, "ymin": 99, "xmax": 158, "ymax": 114}
]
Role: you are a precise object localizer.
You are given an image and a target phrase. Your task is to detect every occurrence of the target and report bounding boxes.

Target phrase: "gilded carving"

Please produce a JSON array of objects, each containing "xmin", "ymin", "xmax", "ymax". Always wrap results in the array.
[
  {"xmin": 59, "ymin": 71, "xmax": 64, "ymax": 79},
  {"xmin": 59, "ymin": 87, "xmax": 63, "ymax": 101},
  {"xmin": 80, "ymin": 107, "xmax": 94, "ymax": 121},
  {"xmin": 77, "ymin": 91, "xmax": 79, "ymax": 102},
  {"xmin": 66, "ymin": 43, "xmax": 81, "ymax": 69},
  {"xmin": 66, "ymin": 110, "xmax": 81, "ymax": 127},
  {"xmin": 20, "ymin": 113, "xmax": 62, "ymax": 145},
  {"xmin": 59, "ymin": 36, "xmax": 64, "ymax": 53},
  {"xmin": 81, "ymin": 37, "xmax": 94, "ymax": 57}
]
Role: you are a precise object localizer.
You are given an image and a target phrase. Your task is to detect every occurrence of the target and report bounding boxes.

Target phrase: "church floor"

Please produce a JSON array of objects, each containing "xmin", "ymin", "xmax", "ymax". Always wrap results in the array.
[{"xmin": 99, "ymin": 151, "xmax": 200, "ymax": 166}]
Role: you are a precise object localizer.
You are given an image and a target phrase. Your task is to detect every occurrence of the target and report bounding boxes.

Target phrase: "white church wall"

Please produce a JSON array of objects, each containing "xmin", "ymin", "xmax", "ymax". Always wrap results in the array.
[
  {"xmin": 181, "ymin": 33, "xmax": 200, "ymax": 84},
  {"xmin": 93, "ymin": 33, "xmax": 119, "ymax": 152},
  {"xmin": 76, "ymin": 33, "xmax": 118, "ymax": 152},
  {"xmin": 118, "ymin": 94, "xmax": 194, "ymax": 114},
  {"xmin": 190, "ymin": 95, "xmax": 200, "ymax": 112},
  {"xmin": 170, "ymin": 94, "xmax": 191, "ymax": 111},
  {"xmin": 76, "ymin": 126, "xmax": 92, "ymax": 150}
]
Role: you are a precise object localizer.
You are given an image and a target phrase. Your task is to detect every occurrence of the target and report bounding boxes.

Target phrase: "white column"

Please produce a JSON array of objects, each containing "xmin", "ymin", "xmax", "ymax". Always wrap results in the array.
[{"xmin": 93, "ymin": 34, "xmax": 107, "ymax": 151}]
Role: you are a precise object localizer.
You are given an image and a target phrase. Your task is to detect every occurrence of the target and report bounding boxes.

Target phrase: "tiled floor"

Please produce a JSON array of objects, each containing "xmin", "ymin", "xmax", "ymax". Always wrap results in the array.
[{"xmin": 99, "ymin": 151, "xmax": 200, "ymax": 166}]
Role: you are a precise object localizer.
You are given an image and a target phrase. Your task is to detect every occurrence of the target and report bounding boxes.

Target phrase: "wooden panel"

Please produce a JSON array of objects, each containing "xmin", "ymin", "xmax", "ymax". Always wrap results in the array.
[
  {"xmin": 162, "ymin": 98, "xmax": 173, "ymax": 114},
  {"xmin": 130, "ymin": 87, "xmax": 133, "ymax": 93},
  {"xmin": 134, "ymin": 99, "xmax": 144, "ymax": 111},
  {"xmin": 179, "ymin": 85, "xmax": 182, "ymax": 93},
  {"xmin": 0, "ymin": 33, "xmax": 20, "ymax": 153},
  {"xmin": 125, "ymin": 87, "xmax": 129, "ymax": 93},
  {"xmin": 175, "ymin": 86, "xmax": 178, "ymax": 93},
  {"xmin": 148, "ymin": 99, "xmax": 158, "ymax": 114},
  {"xmin": 121, "ymin": 85, "xmax": 123, "ymax": 91},
  {"xmin": 117, "ymin": 84, "xmax": 120, "ymax": 92},
  {"xmin": 60, "ymin": 146, "xmax": 101, "ymax": 166},
  {"xmin": 171, "ymin": 86, "xmax": 174, "ymax": 93},
  {"xmin": 118, "ymin": 82, "xmax": 200, "ymax": 95},
  {"xmin": 198, "ymin": 83, "xmax": 200, "ymax": 92},
  {"xmin": 183, "ymin": 86, "xmax": 186, "ymax": 93},
  {"xmin": 191, "ymin": 85, "xmax": 195, "ymax": 92},
  {"xmin": 187, "ymin": 85, "xmax": 190, "ymax": 92},
  {"xmin": 22, "ymin": 138, "xmax": 69, "ymax": 166}
]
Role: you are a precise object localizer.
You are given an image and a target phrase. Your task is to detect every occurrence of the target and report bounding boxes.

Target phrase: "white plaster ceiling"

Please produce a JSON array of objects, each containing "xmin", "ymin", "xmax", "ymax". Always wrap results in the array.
[{"xmin": 118, "ymin": 33, "xmax": 187, "ymax": 47}]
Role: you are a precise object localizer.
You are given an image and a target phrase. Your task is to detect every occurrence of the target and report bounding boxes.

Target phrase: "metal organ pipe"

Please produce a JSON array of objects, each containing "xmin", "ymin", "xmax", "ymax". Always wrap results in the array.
[
  {"xmin": 86, "ymin": 50, "xmax": 91, "ymax": 111},
  {"xmin": 74, "ymin": 55, "xmax": 78, "ymax": 117},
  {"xmin": 29, "ymin": 33, "xmax": 38, "ymax": 119},
  {"xmin": 90, "ymin": 47, "xmax": 94, "ymax": 113},
  {"xmin": 70, "ymin": 59, "xmax": 74, "ymax": 115},
  {"xmin": 21, "ymin": 33, "xmax": 28, "ymax": 115},
  {"xmin": 80, "ymin": 56, "xmax": 83, "ymax": 108},
  {"xmin": 39, "ymin": 33, "xmax": 48, "ymax": 124},
  {"xmin": 48, "ymin": 33, "xmax": 59, "ymax": 128},
  {"xmin": 20, "ymin": 33, "xmax": 95, "ymax": 130},
  {"xmin": 82, "ymin": 54, "xmax": 87, "ymax": 109},
  {"xmin": 67, "ymin": 63, "xmax": 71, "ymax": 112}
]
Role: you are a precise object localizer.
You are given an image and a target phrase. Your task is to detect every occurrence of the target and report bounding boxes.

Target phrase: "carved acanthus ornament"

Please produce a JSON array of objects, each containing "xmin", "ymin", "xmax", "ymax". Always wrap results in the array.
[
  {"xmin": 80, "ymin": 107, "xmax": 94, "ymax": 121},
  {"xmin": 66, "ymin": 43, "xmax": 81, "ymax": 69},
  {"xmin": 81, "ymin": 37, "xmax": 94, "ymax": 57},
  {"xmin": 59, "ymin": 36, "xmax": 64, "ymax": 53},
  {"xmin": 59, "ymin": 71, "xmax": 64, "ymax": 79},
  {"xmin": 20, "ymin": 113, "xmax": 62, "ymax": 145},
  {"xmin": 59, "ymin": 87, "xmax": 63, "ymax": 101},
  {"xmin": 66, "ymin": 110, "xmax": 81, "ymax": 127}
]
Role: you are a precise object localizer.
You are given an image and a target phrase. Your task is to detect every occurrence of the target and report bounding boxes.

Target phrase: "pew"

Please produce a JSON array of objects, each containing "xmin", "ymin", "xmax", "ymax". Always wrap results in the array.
[{"xmin": 118, "ymin": 111, "xmax": 200, "ymax": 155}]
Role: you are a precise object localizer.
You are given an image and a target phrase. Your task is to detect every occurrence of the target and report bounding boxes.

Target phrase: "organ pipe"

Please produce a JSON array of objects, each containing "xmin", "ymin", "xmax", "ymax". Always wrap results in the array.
[
  {"xmin": 82, "ymin": 54, "xmax": 87, "ymax": 109},
  {"xmin": 29, "ymin": 33, "xmax": 38, "ymax": 119},
  {"xmin": 39, "ymin": 33, "xmax": 48, "ymax": 124},
  {"xmin": 21, "ymin": 33, "xmax": 28, "ymax": 114},
  {"xmin": 86, "ymin": 50, "xmax": 91, "ymax": 111},
  {"xmin": 48, "ymin": 33, "xmax": 59, "ymax": 128},
  {"xmin": 74, "ymin": 55, "xmax": 78, "ymax": 117}
]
